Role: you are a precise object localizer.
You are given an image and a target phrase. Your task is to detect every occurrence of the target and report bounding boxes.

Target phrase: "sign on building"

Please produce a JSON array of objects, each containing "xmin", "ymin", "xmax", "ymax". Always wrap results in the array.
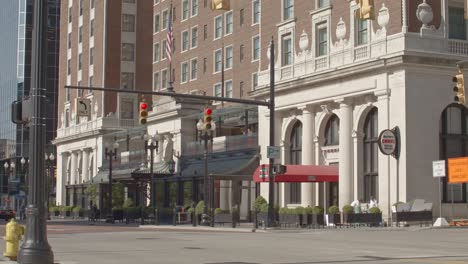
[
  {"xmin": 378, "ymin": 129, "xmax": 397, "ymax": 156},
  {"xmin": 448, "ymin": 157, "xmax": 468, "ymax": 183},
  {"xmin": 75, "ymin": 98, "xmax": 91, "ymax": 117},
  {"xmin": 267, "ymin": 146, "xmax": 281, "ymax": 159},
  {"xmin": 432, "ymin": 160, "xmax": 446, "ymax": 177}
]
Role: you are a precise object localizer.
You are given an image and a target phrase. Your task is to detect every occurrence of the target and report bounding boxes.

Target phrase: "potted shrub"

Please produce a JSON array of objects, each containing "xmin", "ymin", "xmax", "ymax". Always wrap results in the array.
[
  {"xmin": 342, "ymin": 204, "xmax": 354, "ymax": 224},
  {"xmin": 214, "ymin": 208, "xmax": 232, "ymax": 225},
  {"xmin": 328, "ymin": 205, "xmax": 340, "ymax": 226},
  {"xmin": 49, "ymin": 206, "xmax": 60, "ymax": 217},
  {"xmin": 60, "ymin": 206, "xmax": 72, "ymax": 217},
  {"xmin": 72, "ymin": 206, "xmax": 84, "ymax": 218},
  {"xmin": 253, "ymin": 196, "xmax": 268, "ymax": 224},
  {"xmin": 295, "ymin": 206, "xmax": 305, "ymax": 226},
  {"xmin": 311, "ymin": 206, "xmax": 325, "ymax": 227},
  {"xmin": 279, "ymin": 208, "xmax": 300, "ymax": 227}
]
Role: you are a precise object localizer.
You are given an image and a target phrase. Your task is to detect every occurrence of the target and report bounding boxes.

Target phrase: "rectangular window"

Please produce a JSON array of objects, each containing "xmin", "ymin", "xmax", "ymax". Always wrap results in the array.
[
  {"xmin": 162, "ymin": 40, "xmax": 167, "ymax": 59},
  {"xmin": 78, "ymin": 53, "xmax": 82, "ymax": 70},
  {"xmin": 153, "ymin": 72, "xmax": 160, "ymax": 91},
  {"xmin": 214, "ymin": 49, "xmax": 222, "ymax": 72},
  {"xmin": 90, "ymin": 47, "xmax": 94, "ymax": 65},
  {"xmin": 65, "ymin": 109, "xmax": 70, "ymax": 126},
  {"xmin": 68, "ymin": 33, "xmax": 72, "ymax": 49},
  {"xmin": 240, "ymin": 44, "xmax": 244, "ymax": 62},
  {"xmin": 203, "ymin": 57, "xmax": 207, "ymax": 73},
  {"xmin": 91, "ymin": 0, "xmax": 95, "ymax": 9},
  {"xmin": 182, "ymin": 31, "xmax": 189, "ymax": 51},
  {"xmin": 225, "ymin": 11, "xmax": 233, "ymax": 35},
  {"xmin": 89, "ymin": 75, "xmax": 94, "ymax": 88},
  {"xmin": 252, "ymin": 73, "xmax": 258, "ymax": 90},
  {"xmin": 123, "ymin": 0, "xmax": 136, "ymax": 3},
  {"xmin": 203, "ymin": 24, "xmax": 208, "ymax": 40},
  {"xmin": 283, "ymin": 0, "xmax": 294, "ymax": 20},
  {"xmin": 68, "ymin": 6, "xmax": 72, "ymax": 23},
  {"xmin": 191, "ymin": 59, "xmax": 197, "ymax": 80},
  {"xmin": 121, "ymin": 72, "xmax": 134, "ymax": 90},
  {"xmin": 162, "ymin": 69, "xmax": 168, "ymax": 89},
  {"xmin": 357, "ymin": 18, "xmax": 368, "ymax": 45},
  {"xmin": 191, "ymin": 27, "xmax": 198, "ymax": 48},
  {"xmin": 240, "ymin": 81, "xmax": 244, "ymax": 98},
  {"xmin": 282, "ymin": 34, "xmax": 292, "ymax": 66},
  {"xmin": 240, "ymin": 9, "xmax": 244, "ymax": 26},
  {"xmin": 215, "ymin": 16, "xmax": 222, "ymax": 39},
  {"xmin": 122, "ymin": 14, "xmax": 135, "ymax": 32},
  {"xmin": 192, "ymin": 0, "xmax": 198, "ymax": 17},
  {"xmin": 225, "ymin": 80, "xmax": 233, "ymax": 98},
  {"xmin": 162, "ymin": 10, "xmax": 169, "ymax": 29},
  {"xmin": 253, "ymin": 36, "xmax": 260, "ymax": 61},
  {"xmin": 214, "ymin": 83, "xmax": 222, "ymax": 97},
  {"xmin": 253, "ymin": 0, "xmax": 260, "ymax": 24},
  {"xmin": 154, "ymin": 43, "xmax": 160, "ymax": 62},
  {"xmin": 181, "ymin": 62, "xmax": 188, "ymax": 83},
  {"xmin": 225, "ymin": 46, "xmax": 233, "ymax": 69},
  {"xmin": 122, "ymin": 43, "xmax": 135, "ymax": 61},
  {"xmin": 79, "ymin": 26, "xmax": 83, "ymax": 43},
  {"xmin": 79, "ymin": 0, "xmax": 83, "ymax": 16},
  {"xmin": 317, "ymin": 24, "xmax": 328, "ymax": 56},
  {"xmin": 449, "ymin": 7, "xmax": 466, "ymax": 40},
  {"xmin": 154, "ymin": 14, "xmax": 160, "ymax": 32},
  {"xmin": 120, "ymin": 99, "xmax": 134, "ymax": 120},
  {"xmin": 90, "ymin": 19, "xmax": 95, "ymax": 37},
  {"xmin": 67, "ymin": 59, "xmax": 71, "ymax": 75},
  {"xmin": 318, "ymin": 0, "xmax": 329, "ymax": 8},
  {"xmin": 182, "ymin": 0, "xmax": 189, "ymax": 20}
]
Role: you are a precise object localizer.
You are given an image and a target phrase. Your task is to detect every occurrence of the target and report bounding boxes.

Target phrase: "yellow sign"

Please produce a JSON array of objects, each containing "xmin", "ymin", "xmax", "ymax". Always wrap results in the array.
[{"xmin": 448, "ymin": 157, "xmax": 468, "ymax": 183}]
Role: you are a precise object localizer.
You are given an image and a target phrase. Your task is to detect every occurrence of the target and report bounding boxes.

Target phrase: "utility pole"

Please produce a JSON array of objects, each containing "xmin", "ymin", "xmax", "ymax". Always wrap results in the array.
[
  {"xmin": 267, "ymin": 38, "xmax": 276, "ymax": 227},
  {"xmin": 18, "ymin": 0, "xmax": 54, "ymax": 263}
]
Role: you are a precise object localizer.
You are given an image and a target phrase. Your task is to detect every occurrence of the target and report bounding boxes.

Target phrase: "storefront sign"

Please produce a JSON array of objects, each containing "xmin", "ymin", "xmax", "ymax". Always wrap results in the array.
[
  {"xmin": 378, "ymin": 129, "xmax": 397, "ymax": 155},
  {"xmin": 448, "ymin": 157, "xmax": 468, "ymax": 183}
]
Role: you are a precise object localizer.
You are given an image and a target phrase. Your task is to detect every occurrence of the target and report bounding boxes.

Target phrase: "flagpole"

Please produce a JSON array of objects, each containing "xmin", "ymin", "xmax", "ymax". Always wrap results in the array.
[{"xmin": 168, "ymin": 1, "xmax": 174, "ymax": 92}]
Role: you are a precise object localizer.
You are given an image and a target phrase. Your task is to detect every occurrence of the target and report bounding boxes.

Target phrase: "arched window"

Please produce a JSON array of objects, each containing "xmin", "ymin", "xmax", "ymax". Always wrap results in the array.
[
  {"xmin": 363, "ymin": 108, "xmax": 378, "ymax": 202},
  {"xmin": 289, "ymin": 121, "xmax": 302, "ymax": 204},
  {"xmin": 440, "ymin": 104, "xmax": 468, "ymax": 203},
  {"xmin": 325, "ymin": 114, "xmax": 339, "ymax": 146}
]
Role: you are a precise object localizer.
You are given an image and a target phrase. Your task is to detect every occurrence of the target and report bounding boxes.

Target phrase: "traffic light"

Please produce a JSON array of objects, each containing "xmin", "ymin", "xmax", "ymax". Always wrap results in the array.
[
  {"xmin": 139, "ymin": 101, "xmax": 148, "ymax": 125},
  {"xmin": 211, "ymin": 0, "xmax": 230, "ymax": 11},
  {"xmin": 453, "ymin": 71, "xmax": 466, "ymax": 104},
  {"xmin": 203, "ymin": 107, "xmax": 212, "ymax": 130},
  {"xmin": 355, "ymin": 0, "xmax": 375, "ymax": 20}
]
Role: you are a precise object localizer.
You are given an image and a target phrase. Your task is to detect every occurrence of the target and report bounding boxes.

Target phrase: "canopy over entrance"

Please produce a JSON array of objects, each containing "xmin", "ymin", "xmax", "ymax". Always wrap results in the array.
[{"xmin": 252, "ymin": 164, "xmax": 338, "ymax": 183}]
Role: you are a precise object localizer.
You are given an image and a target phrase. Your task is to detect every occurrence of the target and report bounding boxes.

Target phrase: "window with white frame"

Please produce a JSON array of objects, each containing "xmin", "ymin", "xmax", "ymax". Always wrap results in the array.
[
  {"xmin": 240, "ymin": 9, "xmax": 244, "ymax": 26},
  {"xmin": 225, "ymin": 11, "xmax": 233, "ymax": 35},
  {"xmin": 121, "ymin": 72, "xmax": 134, "ymax": 90},
  {"xmin": 192, "ymin": 0, "xmax": 198, "ymax": 17},
  {"xmin": 356, "ymin": 18, "xmax": 368, "ymax": 45},
  {"xmin": 122, "ymin": 14, "xmax": 135, "ymax": 32},
  {"xmin": 253, "ymin": 0, "xmax": 260, "ymax": 24},
  {"xmin": 240, "ymin": 44, "xmax": 244, "ymax": 62},
  {"xmin": 182, "ymin": 30, "xmax": 189, "ymax": 51},
  {"xmin": 68, "ymin": 33, "xmax": 72, "ymax": 49},
  {"xmin": 79, "ymin": 26, "xmax": 83, "ymax": 43},
  {"xmin": 91, "ymin": 0, "xmax": 95, "ymax": 9},
  {"xmin": 316, "ymin": 23, "xmax": 328, "ymax": 56},
  {"xmin": 181, "ymin": 62, "xmax": 188, "ymax": 83},
  {"xmin": 154, "ymin": 13, "xmax": 160, "ymax": 32},
  {"xmin": 162, "ymin": 10, "xmax": 169, "ymax": 29},
  {"xmin": 68, "ymin": 6, "xmax": 72, "ymax": 23},
  {"xmin": 79, "ymin": 0, "xmax": 83, "ymax": 16},
  {"xmin": 449, "ymin": 6, "xmax": 466, "ymax": 40},
  {"xmin": 283, "ymin": 0, "xmax": 294, "ymax": 20},
  {"xmin": 123, "ymin": 0, "xmax": 136, "ymax": 3},
  {"xmin": 162, "ymin": 69, "xmax": 168, "ymax": 89},
  {"xmin": 318, "ymin": 0, "xmax": 329, "ymax": 8},
  {"xmin": 191, "ymin": 58, "xmax": 198, "ymax": 80},
  {"xmin": 214, "ymin": 83, "xmax": 222, "ymax": 97},
  {"xmin": 225, "ymin": 80, "xmax": 233, "ymax": 98},
  {"xmin": 162, "ymin": 40, "xmax": 167, "ymax": 59},
  {"xmin": 78, "ymin": 53, "xmax": 82, "ymax": 70},
  {"xmin": 214, "ymin": 15, "xmax": 223, "ymax": 39},
  {"xmin": 282, "ymin": 34, "xmax": 292, "ymax": 66},
  {"xmin": 252, "ymin": 36, "xmax": 260, "ymax": 61},
  {"xmin": 90, "ymin": 19, "xmax": 95, "ymax": 37},
  {"xmin": 252, "ymin": 73, "xmax": 258, "ymax": 90},
  {"xmin": 67, "ymin": 59, "xmax": 71, "ymax": 75},
  {"xmin": 90, "ymin": 47, "xmax": 94, "ymax": 65},
  {"xmin": 214, "ymin": 49, "xmax": 222, "ymax": 72},
  {"xmin": 153, "ymin": 72, "xmax": 160, "ymax": 91},
  {"xmin": 154, "ymin": 43, "xmax": 160, "ymax": 62},
  {"xmin": 122, "ymin": 43, "xmax": 135, "ymax": 61},
  {"xmin": 182, "ymin": 0, "xmax": 189, "ymax": 20},
  {"xmin": 191, "ymin": 26, "xmax": 198, "ymax": 48},
  {"xmin": 225, "ymin": 46, "xmax": 233, "ymax": 69}
]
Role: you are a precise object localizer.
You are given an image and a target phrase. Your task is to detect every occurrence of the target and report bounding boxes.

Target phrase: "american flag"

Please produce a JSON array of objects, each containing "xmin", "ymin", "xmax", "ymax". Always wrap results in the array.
[{"xmin": 166, "ymin": 10, "xmax": 174, "ymax": 62}]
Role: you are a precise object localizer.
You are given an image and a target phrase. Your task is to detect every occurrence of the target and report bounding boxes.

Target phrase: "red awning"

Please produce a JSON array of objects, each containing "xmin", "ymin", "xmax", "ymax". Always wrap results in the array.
[{"xmin": 252, "ymin": 164, "xmax": 338, "ymax": 183}]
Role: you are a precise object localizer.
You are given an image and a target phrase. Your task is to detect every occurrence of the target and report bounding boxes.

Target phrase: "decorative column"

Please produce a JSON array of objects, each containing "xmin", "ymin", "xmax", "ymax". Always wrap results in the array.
[
  {"xmin": 338, "ymin": 99, "xmax": 353, "ymax": 208},
  {"xmin": 402, "ymin": 0, "xmax": 408, "ymax": 33},
  {"xmin": 300, "ymin": 106, "xmax": 315, "ymax": 207},
  {"xmin": 352, "ymin": 130, "xmax": 365, "ymax": 200},
  {"xmin": 219, "ymin": 180, "xmax": 230, "ymax": 210},
  {"xmin": 82, "ymin": 150, "xmax": 90, "ymax": 183},
  {"xmin": 70, "ymin": 151, "xmax": 77, "ymax": 185},
  {"xmin": 56, "ymin": 152, "xmax": 66, "ymax": 206},
  {"xmin": 313, "ymin": 136, "xmax": 321, "ymax": 206}
]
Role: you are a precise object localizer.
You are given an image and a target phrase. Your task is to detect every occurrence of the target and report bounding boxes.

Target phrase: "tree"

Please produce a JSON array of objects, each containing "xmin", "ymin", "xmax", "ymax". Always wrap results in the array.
[
  {"xmin": 84, "ymin": 184, "xmax": 98, "ymax": 206},
  {"xmin": 112, "ymin": 182, "xmax": 125, "ymax": 209}
]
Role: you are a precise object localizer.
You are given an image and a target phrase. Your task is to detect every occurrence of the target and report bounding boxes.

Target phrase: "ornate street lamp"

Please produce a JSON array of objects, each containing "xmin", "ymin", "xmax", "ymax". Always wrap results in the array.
[
  {"xmin": 104, "ymin": 140, "xmax": 119, "ymax": 224},
  {"xmin": 144, "ymin": 131, "xmax": 160, "ymax": 221}
]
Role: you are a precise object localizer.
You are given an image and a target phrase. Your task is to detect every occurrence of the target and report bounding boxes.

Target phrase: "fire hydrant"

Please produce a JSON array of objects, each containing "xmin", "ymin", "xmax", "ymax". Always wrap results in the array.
[{"xmin": 4, "ymin": 218, "xmax": 24, "ymax": 261}]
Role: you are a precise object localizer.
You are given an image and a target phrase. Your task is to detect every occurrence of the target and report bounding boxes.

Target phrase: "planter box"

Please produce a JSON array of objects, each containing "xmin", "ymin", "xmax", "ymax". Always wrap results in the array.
[
  {"xmin": 158, "ymin": 211, "xmax": 175, "ymax": 225},
  {"xmin": 308, "ymin": 214, "xmax": 325, "ymax": 227},
  {"xmin": 328, "ymin": 214, "xmax": 341, "ymax": 226},
  {"xmin": 279, "ymin": 214, "xmax": 301, "ymax": 227},
  {"xmin": 112, "ymin": 210, "xmax": 124, "ymax": 221},
  {"xmin": 214, "ymin": 213, "xmax": 233, "ymax": 225},
  {"xmin": 392, "ymin": 211, "xmax": 432, "ymax": 226},
  {"xmin": 61, "ymin": 211, "xmax": 71, "ymax": 217},
  {"xmin": 346, "ymin": 213, "xmax": 382, "ymax": 226}
]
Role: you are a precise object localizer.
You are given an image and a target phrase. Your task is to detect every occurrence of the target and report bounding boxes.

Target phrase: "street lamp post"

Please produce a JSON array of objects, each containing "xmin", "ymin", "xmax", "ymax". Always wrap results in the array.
[
  {"xmin": 105, "ymin": 141, "xmax": 119, "ymax": 224},
  {"xmin": 45, "ymin": 154, "xmax": 55, "ymax": 214},
  {"xmin": 196, "ymin": 119, "xmax": 215, "ymax": 225},
  {"xmin": 144, "ymin": 132, "xmax": 160, "ymax": 221},
  {"xmin": 3, "ymin": 161, "xmax": 15, "ymax": 208}
]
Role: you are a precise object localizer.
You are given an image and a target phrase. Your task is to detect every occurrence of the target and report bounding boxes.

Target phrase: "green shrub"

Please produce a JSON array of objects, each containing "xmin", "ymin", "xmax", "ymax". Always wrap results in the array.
[
  {"xmin": 368, "ymin": 207, "xmax": 381, "ymax": 214},
  {"xmin": 253, "ymin": 196, "xmax": 268, "ymax": 212},
  {"xmin": 195, "ymin": 201, "xmax": 205, "ymax": 215},
  {"xmin": 49, "ymin": 206, "xmax": 60, "ymax": 213},
  {"xmin": 60, "ymin": 206, "xmax": 72, "ymax": 213},
  {"xmin": 72, "ymin": 206, "xmax": 84, "ymax": 213},
  {"xmin": 187, "ymin": 207, "xmax": 195, "ymax": 214},
  {"xmin": 295, "ymin": 206, "xmax": 305, "ymax": 215},
  {"xmin": 123, "ymin": 198, "xmax": 134, "ymax": 208},
  {"xmin": 214, "ymin": 208, "xmax": 230, "ymax": 214},
  {"xmin": 328, "ymin": 205, "xmax": 339, "ymax": 215},
  {"xmin": 342, "ymin": 205, "xmax": 354, "ymax": 215},
  {"xmin": 305, "ymin": 206, "xmax": 314, "ymax": 215},
  {"xmin": 278, "ymin": 207, "xmax": 289, "ymax": 214},
  {"xmin": 312, "ymin": 206, "xmax": 324, "ymax": 215}
]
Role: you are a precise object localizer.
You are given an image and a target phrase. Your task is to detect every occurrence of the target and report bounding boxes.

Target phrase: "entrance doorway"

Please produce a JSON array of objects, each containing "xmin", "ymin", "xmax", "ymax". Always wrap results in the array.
[{"xmin": 328, "ymin": 162, "xmax": 339, "ymax": 207}]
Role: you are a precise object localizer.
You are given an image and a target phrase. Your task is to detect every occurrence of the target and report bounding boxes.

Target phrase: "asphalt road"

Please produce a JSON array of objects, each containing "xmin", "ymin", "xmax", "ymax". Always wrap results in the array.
[{"xmin": 1, "ymin": 224, "xmax": 467, "ymax": 264}]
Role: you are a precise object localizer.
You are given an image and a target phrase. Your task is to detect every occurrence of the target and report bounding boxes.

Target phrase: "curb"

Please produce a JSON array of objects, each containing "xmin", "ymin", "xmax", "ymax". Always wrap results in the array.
[{"xmin": 138, "ymin": 225, "xmax": 267, "ymax": 233}]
